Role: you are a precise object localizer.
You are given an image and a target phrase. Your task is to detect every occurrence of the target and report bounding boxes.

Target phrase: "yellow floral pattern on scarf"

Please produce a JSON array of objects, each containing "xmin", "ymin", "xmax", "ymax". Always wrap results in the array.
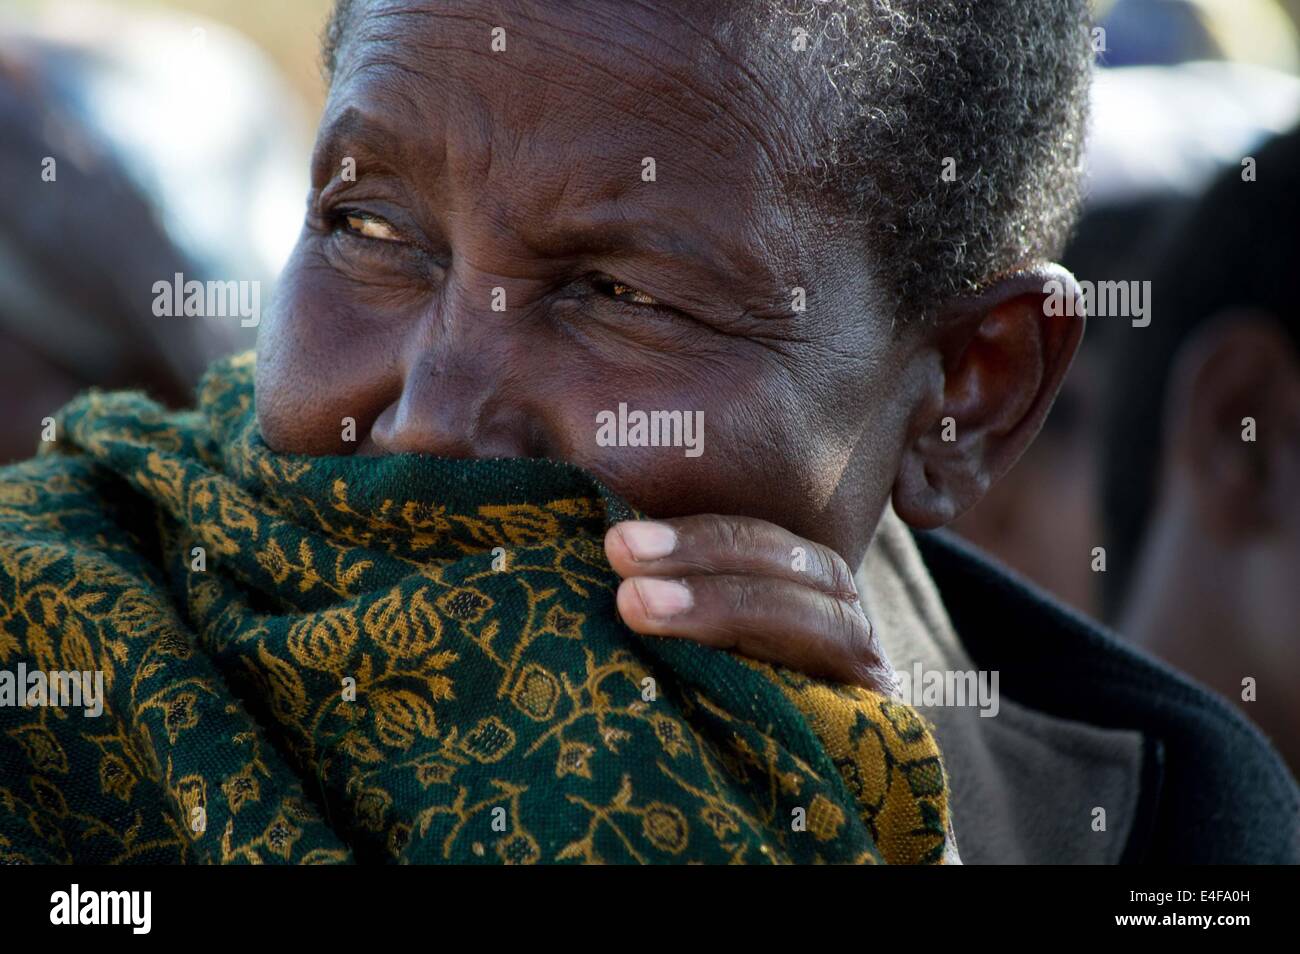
[{"xmin": 0, "ymin": 354, "xmax": 951, "ymax": 864}]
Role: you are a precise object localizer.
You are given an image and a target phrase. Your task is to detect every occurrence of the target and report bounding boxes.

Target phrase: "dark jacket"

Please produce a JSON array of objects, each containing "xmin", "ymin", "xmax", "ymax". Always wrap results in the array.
[{"xmin": 915, "ymin": 529, "xmax": 1300, "ymax": 864}]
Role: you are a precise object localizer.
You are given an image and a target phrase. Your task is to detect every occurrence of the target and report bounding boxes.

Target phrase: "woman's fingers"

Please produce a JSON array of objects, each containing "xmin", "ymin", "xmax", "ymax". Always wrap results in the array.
[
  {"xmin": 604, "ymin": 515, "xmax": 896, "ymax": 690},
  {"xmin": 614, "ymin": 573, "xmax": 897, "ymax": 693},
  {"xmin": 604, "ymin": 515, "xmax": 860, "ymax": 600}
]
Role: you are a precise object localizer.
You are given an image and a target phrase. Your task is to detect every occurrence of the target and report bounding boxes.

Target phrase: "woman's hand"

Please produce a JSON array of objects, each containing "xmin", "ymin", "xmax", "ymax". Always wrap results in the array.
[{"xmin": 605, "ymin": 516, "xmax": 899, "ymax": 694}]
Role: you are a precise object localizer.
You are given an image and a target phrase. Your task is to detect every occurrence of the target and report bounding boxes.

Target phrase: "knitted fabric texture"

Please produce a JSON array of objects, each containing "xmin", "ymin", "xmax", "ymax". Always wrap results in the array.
[{"xmin": 0, "ymin": 353, "xmax": 950, "ymax": 864}]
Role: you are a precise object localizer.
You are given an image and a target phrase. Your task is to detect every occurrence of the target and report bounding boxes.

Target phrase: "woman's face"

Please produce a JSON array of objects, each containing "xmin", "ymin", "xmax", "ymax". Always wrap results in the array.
[{"xmin": 256, "ymin": 0, "xmax": 927, "ymax": 566}]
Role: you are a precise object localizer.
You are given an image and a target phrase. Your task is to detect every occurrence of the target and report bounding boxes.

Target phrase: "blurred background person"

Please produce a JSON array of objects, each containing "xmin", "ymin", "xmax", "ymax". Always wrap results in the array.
[
  {"xmin": 0, "ymin": 38, "xmax": 206, "ymax": 461},
  {"xmin": 1100, "ymin": 125, "xmax": 1300, "ymax": 773}
]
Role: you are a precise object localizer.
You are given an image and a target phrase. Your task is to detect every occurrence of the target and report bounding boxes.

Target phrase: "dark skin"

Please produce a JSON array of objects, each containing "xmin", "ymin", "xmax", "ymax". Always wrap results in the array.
[
  {"xmin": 1120, "ymin": 313, "xmax": 1300, "ymax": 771},
  {"xmin": 257, "ymin": 0, "xmax": 1084, "ymax": 690}
]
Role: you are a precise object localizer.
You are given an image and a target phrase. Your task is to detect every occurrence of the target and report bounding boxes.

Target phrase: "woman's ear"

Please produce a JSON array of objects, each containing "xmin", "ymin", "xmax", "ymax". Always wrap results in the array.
[
  {"xmin": 892, "ymin": 266, "xmax": 1085, "ymax": 529},
  {"xmin": 1161, "ymin": 311, "xmax": 1300, "ymax": 540}
]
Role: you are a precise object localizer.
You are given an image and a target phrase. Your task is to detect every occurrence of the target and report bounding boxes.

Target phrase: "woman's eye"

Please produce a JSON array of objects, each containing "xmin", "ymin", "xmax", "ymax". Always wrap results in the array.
[
  {"xmin": 341, "ymin": 212, "xmax": 402, "ymax": 242},
  {"xmin": 612, "ymin": 283, "xmax": 658, "ymax": 305},
  {"xmin": 597, "ymin": 278, "xmax": 659, "ymax": 305}
]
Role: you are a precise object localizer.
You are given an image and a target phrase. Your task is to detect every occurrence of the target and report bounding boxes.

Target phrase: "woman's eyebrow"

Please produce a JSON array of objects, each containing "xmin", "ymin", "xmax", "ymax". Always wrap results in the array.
[{"xmin": 314, "ymin": 106, "xmax": 413, "ymax": 175}]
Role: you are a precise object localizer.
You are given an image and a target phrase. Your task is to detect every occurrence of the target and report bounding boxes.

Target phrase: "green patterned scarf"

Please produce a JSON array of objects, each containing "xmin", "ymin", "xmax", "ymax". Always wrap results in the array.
[{"xmin": 0, "ymin": 354, "xmax": 951, "ymax": 864}]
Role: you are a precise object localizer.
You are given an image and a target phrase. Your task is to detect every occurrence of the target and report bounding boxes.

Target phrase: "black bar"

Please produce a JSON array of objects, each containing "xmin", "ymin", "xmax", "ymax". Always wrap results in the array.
[{"xmin": 0, "ymin": 864, "xmax": 1283, "ymax": 941}]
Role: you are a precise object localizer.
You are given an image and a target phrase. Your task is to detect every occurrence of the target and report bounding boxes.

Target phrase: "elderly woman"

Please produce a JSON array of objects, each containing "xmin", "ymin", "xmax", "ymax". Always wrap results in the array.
[{"xmin": 0, "ymin": 0, "xmax": 1294, "ymax": 865}]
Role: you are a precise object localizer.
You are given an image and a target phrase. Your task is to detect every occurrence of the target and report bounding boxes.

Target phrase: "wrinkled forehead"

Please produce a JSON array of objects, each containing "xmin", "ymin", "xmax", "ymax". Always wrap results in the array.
[{"xmin": 323, "ymin": 0, "xmax": 818, "ymax": 261}]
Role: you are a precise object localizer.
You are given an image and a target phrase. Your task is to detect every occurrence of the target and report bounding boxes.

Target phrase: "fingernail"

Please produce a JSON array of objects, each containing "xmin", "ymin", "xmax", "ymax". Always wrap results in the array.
[
  {"xmin": 618, "ymin": 521, "xmax": 677, "ymax": 561},
  {"xmin": 632, "ymin": 578, "xmax": 693, "ymax": 619}
]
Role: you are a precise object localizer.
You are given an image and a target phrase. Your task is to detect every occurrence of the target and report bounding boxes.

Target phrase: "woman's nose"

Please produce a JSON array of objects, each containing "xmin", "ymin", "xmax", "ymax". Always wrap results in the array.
[{"xmin": 366, "ymin": 291, "xmax": 540, "ymax": 460}]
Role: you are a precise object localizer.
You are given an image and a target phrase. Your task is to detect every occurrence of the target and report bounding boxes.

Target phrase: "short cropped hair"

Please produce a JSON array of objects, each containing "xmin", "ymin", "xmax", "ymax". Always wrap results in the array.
[{"xmin": 322, "ymin": 0, "xmax": 1093, "ymax": 319}]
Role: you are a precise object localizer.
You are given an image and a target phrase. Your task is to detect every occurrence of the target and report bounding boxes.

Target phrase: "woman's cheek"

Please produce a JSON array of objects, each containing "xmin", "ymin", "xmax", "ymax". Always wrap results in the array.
[{"xmin": 256, "ymin": 261, "xmax": 392, "ymax": 454}]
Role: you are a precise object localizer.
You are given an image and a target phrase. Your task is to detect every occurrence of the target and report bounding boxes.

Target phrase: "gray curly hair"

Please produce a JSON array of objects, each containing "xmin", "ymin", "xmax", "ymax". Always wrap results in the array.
[{"xmin": 760, "ymin": 1, "xmax": 1093, "ymax": 317}]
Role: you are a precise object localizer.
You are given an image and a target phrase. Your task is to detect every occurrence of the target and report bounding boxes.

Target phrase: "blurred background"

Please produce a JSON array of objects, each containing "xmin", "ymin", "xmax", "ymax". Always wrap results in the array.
[
  {"xmin": 1, "ymin": 0, "xmax": 1298, "ymax": 768},
  {"xmin": 0, "ymin": 0, "xmax": 332, "ymax": 463}
]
